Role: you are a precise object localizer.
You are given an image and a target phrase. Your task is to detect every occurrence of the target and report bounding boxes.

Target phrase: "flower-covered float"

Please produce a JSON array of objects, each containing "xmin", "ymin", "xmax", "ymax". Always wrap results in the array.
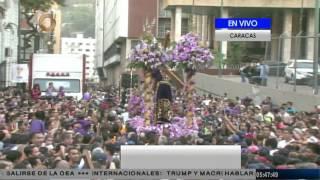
[{"xmin": 127, "ymin": 29, "xmax": 214, "ymax": 139}]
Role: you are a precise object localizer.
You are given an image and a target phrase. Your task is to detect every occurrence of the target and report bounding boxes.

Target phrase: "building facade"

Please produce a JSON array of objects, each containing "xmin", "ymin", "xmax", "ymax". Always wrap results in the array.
[
  {"xmin": 163, "ymin": 0, "xmax": 319, "ymax": 63},
  {"xmin": 0, "ymin": 0, "xmax": 19, "ymax": 88},
  {"xmin": 61, "ymin": 34, "xmax": 98, "ymax": 82},
  {"xmin": 95, "ymin": 0, "xmax": 196, "ymax": 87},
  {"xmin": 96, "ymin": 0, "xmax": 158, "ymax": 86},
  {"xmin": 95, "ymin": 0, "xmax": 105, "ymax": 84}
]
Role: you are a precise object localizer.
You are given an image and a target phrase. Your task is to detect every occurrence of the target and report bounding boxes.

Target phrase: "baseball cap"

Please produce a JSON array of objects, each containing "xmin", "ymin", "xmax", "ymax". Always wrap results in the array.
[
  {"xmin": 248, "ymin": 145, "xmax": 259, "ymax": 153},
  {"xmin": 255, "ymin": 105, "xmax": 261, "ymax": 110},
  {"xmin": 91, "ymin": 147, "xmax": 107, "ymax": 162},
  {"xmin": 228, "ymin": 134, "xmax": 241, "ymax": 143}
]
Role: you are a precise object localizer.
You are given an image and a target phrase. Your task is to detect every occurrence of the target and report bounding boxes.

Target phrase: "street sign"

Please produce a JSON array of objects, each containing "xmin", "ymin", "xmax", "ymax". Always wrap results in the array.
[{"xmin": 214, "ymin": 18, "xmax": 271, "ymax": 41}]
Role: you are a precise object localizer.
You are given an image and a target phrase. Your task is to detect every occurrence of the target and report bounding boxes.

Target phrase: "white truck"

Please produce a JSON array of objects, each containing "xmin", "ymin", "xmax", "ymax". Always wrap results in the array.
[{"xmin": 29, "ymin": 54, "xmax": 86, "ymax": 100}]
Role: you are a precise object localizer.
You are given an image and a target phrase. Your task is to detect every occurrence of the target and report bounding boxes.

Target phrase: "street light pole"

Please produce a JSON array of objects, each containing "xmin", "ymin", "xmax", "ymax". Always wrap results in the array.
[
  {"xmin": 276, "ymin": 34, "xmax": 284, "ymax": 89},
  {"xmin": 314, "ymin": 0, "xmax": 319, "ymax": 95},
  {"xmin": 294, "ymin": 32, "xmax": 302, "ymax": 92},
  {"xmin": 219, "ymin": 0, "xmax": 224, "ymax": 78},
  {"xmin": 17, "ymin": 0, "xmax": 21, "ymax": 64}
]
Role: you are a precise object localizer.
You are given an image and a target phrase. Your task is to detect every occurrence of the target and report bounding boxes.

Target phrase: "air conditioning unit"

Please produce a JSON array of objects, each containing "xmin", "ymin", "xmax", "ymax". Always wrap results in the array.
[{"xmin": 5, "ymin": 47, "xmax": 12, "ymax": 57}]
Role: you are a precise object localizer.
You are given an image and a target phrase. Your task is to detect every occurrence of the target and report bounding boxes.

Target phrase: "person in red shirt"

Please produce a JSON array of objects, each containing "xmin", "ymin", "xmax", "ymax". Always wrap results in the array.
[{"xmin": 31, "ymin": 84, "xmax": 41, "ymax": 100}]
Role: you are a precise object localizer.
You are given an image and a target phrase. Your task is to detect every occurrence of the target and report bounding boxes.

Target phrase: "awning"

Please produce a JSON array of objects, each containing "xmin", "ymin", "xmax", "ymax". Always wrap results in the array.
[{"xmin": 103, "ymin": 54, "xmax": 120, "ymax": 67}]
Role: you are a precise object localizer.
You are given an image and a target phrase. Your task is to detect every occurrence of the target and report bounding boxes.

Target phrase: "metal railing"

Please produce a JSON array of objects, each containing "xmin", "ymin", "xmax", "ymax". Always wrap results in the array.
[{"xmin": 265, "ymin": 33, "xmax": 320, "ymax": 95}]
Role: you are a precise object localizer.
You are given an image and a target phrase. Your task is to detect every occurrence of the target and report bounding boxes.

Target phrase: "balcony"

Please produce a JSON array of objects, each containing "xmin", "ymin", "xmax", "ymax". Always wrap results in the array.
[
  {"xmin": 159, "ymin": 9, "xmax": 171, "ymax": 18},
  {"xmin": 103, "ymin": 54, "xmax": 120, "ymax": 67}
]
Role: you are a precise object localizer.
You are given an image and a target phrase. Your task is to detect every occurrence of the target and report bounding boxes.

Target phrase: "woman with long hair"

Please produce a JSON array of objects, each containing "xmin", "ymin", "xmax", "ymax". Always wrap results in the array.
[{"xmin": 31, "ymin": 84, "xmax": 41, "ymax": 100}]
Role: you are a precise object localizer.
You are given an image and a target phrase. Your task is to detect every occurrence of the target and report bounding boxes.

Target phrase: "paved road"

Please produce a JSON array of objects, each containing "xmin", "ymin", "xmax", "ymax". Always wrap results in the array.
[
  {"xmin": 219, "ymin": 75, "xmax": 319, "ymax": 96},
  {"xmin": 195, "ymin": 73, "xmax": 320, "ymax": 110}
]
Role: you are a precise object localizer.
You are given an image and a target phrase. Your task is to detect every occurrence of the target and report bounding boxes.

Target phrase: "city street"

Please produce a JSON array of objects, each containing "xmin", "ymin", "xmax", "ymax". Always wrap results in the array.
[
  {"xmin": 195, "ymin": 73, "xmax": 320, "ymax": 111},
  {"xmin": 0, "ymin": 0, "xmax": 319, "ymax": 177},
  {"xmin": 219, "ymin": 75, "xmax": 319, "ymax": 96}
]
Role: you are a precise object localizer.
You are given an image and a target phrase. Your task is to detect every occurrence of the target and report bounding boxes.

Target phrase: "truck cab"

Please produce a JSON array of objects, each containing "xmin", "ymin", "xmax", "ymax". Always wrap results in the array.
[{"xmin": 29, "ymin": 54, "xmax": 85, "ymax": 100}]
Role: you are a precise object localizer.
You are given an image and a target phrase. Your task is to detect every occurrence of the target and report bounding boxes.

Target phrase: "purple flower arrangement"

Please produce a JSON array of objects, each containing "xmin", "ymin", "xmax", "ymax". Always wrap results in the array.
[
  {"xmin": 171, "ymin": 32, "xmax": 214, "ymax": 70},
  {"xmin": 129, "ymin": 40, "xmax": 170, "ymax": 69},
  {"xmin": 128, "ymin": 95, "xmax": 144, "ymax": 116},
  {"xmin": 127, "ymin": 116, "xmax": 199, "ymax": 139}
]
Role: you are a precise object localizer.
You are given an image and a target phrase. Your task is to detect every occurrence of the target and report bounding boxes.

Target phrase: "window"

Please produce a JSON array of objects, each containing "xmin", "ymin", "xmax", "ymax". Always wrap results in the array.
[
  {"xmin": 159, "ymin": 10, "xmax": 171, "ymax": 18},
  {"xmin": 131, "ymin": 40, "xmax": 140, "ymax": 49},
  {"xmin": 34, "ymin": 79, "xmax": 81, "ymax": 93},
  {"xmin": 181, "ymin": 19, "xmax": 189, "ymax": 35},
  {"xmin": 86, "ymin": 49, "xmax": 90, "ymax": 52},
  {"xmin": 158, "ymin": 0, "xmax": 171, "ymax": 17},
  {"xmin": 79, "ymin": 43, "xmax": 83, "ymax": 46},
  {"xmin": 158, "ymin": 19, "xmax": 171, "ymax": 38}
]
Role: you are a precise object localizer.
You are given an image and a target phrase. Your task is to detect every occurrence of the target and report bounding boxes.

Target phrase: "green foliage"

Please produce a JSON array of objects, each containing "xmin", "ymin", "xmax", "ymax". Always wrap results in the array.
[
  {"xmin": 121, "ymin": 74, "xmax": 139, "ymax": 89},
  {"xmin": 21, "ymin": 0, "xmax": 64, "ymax": 11},
  {"xmin": 128, "ymin": 62, "xmax": 146, "ymax": 69},
  {"xmin": 142, "ymin": 32, "xmax": 154, "ymax": 44},
  {"xmin": 213, "ymin": 50, "xmax": 225, "ymax": 68},
  {"xmin": 225, "ymin": 42, "xmax": 247, "ymax": 65}
]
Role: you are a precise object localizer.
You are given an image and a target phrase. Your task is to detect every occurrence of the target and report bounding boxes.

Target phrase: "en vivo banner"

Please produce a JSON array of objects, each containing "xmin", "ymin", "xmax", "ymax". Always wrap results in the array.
[{"xmin": 11, "ymin": 64, "xmax": 29, "ymax": 83}]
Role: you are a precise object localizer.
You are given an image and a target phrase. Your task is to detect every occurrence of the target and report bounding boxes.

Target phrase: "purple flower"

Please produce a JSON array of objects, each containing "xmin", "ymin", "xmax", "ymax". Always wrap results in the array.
[
  {"xmin": 129, "ymin": 40, "xmax": 169, "ymax": 69},
  {"xmin": 170, "ymin": 32, "xmax": 214, "ymax": 70},
  {"xmin": 127, "ymin": 116, "xmax": 199, "ymax": 139}
]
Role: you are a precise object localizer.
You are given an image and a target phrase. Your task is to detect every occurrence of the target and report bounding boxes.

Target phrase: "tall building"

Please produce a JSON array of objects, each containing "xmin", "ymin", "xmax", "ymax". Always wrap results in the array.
[
  {"xmin": 96, "ymin": 0, "xmax": 158, "ymax": 86},
  {"xmin": 95, "ymin": 0, "xmax": 105, "ymax": 84},
  {"xmin": 61, "ymin": 34, "xmax": 98, "ymax": 82},
  {"xmin": 158, "ymin": 0, "xmax": 189, "ymax": 39},
  {"xmin": 103, "ymin": 0, "xmax": 157, "ymax": 86},
  {"xmin": 0, "ymin": 0, "xmax": 19, "ymax": 88},
  {"xmin": 163, "ymin": 0, "xmax": 319, "ymax": 63}
]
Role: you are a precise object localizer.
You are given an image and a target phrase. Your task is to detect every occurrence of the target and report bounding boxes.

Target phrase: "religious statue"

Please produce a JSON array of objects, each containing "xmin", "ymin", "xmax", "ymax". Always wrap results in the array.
[{"xmin": 152, "ymin": 68, "xmax": 173, "ymax": 124}]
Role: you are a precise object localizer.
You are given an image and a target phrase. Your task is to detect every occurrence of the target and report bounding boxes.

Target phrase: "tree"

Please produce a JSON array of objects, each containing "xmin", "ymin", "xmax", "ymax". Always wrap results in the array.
[
  {"xmin": 225, "ymin": 42, "xmax": 247, "ymax": 66},
  {"xmin": 21, "ymin": 0, "xmax": 64, "ymax": 11},
  {"xmin": 213, "ymin": 50, "xmax": 225, "ymax": 69}
]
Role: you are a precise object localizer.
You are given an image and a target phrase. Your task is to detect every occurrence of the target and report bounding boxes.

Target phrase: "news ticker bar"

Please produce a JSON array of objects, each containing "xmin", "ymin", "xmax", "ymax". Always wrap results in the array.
[{"xmin": 1, "ymin": 169, "xmax": 319, "ymax": 179}]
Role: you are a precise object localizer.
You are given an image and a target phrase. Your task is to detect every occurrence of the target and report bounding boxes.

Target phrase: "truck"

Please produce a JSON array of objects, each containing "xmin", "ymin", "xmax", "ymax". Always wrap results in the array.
[{"xmin": 29, "ymin": 54, "xmax": 86, "ymax": 100}]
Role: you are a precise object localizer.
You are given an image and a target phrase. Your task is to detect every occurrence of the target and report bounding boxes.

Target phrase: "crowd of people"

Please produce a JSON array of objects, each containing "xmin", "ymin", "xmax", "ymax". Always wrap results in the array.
[{"xmin": 0, "ymin": 85, "xmax": 319, "ymax": 170}]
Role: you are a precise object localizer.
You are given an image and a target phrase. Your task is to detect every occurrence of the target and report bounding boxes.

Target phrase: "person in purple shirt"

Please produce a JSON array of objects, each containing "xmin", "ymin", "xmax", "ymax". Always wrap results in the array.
[
  {"xmin": 72, "ymin": 111, "xmax": 92, "ymax": 136},
  {"xmin": 30, "ymin": 111, "xmax": 46, "ymax": 134}
]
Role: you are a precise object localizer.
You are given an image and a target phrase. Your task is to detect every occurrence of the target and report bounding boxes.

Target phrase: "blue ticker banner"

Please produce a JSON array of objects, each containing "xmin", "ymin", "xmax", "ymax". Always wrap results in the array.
[
  {"xmin": 215, "ymin": 18, "xmax": 271, "ymax": 29},
  {"xmin": 256, "ymin": 169, "xmax": 320, "ymax": 179}
]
